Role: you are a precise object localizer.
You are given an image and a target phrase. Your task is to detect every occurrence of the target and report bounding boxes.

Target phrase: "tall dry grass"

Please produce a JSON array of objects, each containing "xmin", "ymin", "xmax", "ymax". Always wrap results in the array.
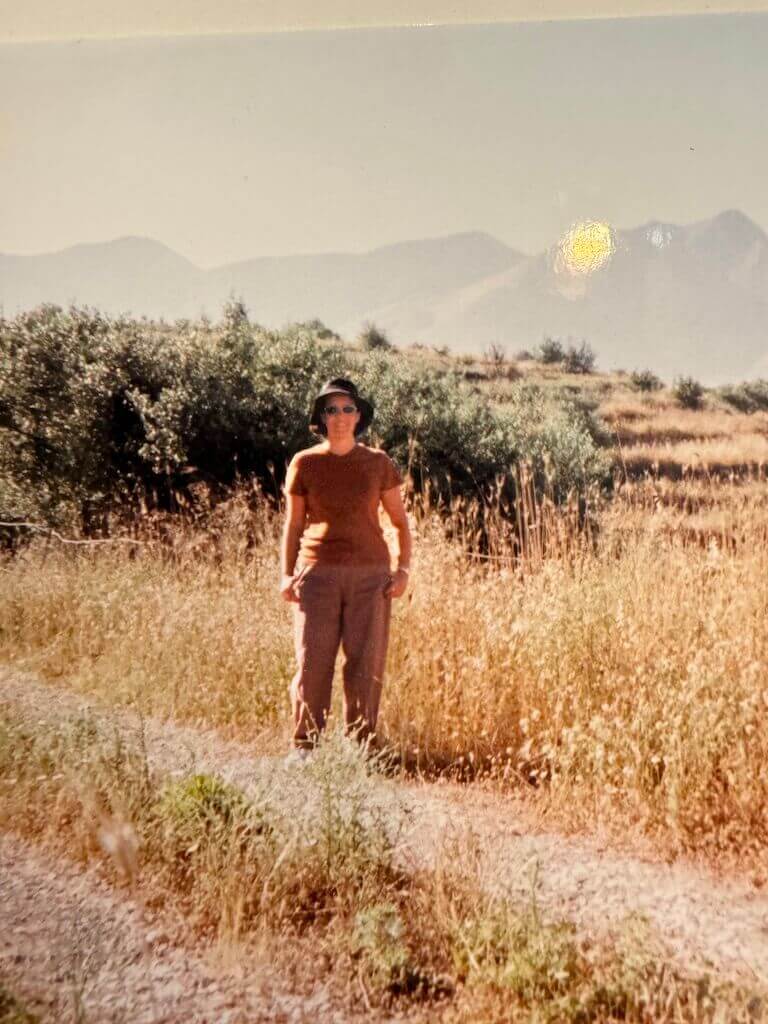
[
  {"xmin": 600, "ymin": 394, "xmax": 768, "ymax": 478},
  {"xmin": 2, "ymin": 472, "xmax": 768, "ymax": 862}
]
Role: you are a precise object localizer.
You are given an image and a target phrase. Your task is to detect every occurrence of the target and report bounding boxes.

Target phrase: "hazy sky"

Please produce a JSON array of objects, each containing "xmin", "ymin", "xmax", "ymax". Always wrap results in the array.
[{"xmin": 1, "ymin": 13, "xmax": 767, "ymax": 267}]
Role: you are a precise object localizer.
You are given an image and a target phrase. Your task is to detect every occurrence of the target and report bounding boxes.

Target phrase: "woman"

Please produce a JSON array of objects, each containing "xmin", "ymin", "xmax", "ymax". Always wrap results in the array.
[{"xmin": 280, "ymin": 377, "xmax": 411, "ymax": 758}]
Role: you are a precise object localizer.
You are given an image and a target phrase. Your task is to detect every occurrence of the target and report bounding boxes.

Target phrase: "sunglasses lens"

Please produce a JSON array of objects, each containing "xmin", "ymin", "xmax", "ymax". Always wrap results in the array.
[{"xmin": 324, "ymin": 404, "xmax": 357, "ymax": 415}]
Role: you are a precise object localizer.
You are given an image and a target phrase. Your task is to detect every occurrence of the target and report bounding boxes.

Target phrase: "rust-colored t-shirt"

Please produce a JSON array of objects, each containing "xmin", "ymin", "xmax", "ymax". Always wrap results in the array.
[{"xmin": 284, "ymin": 443, "xmax": 403, "ymax": 566}]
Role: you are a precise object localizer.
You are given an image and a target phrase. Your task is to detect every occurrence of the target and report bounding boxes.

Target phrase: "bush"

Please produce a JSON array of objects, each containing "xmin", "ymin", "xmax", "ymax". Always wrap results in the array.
[
  {"xmin": 483, "ymin": 342, "xmax": 506, "ymax": 370},
  {"xmin": 358, "ymin": 351, "xmax": 516, "ymax": 500},
  {"xmin": 562, "ymin": 340, "xmax": 596, "ymax": 375},
  {"xmin": 361, "ymin": 351, "xmax": 610, "ymax": 504},
  {"xmin": 296, "ymin": 318, "xmax": 340, "ymax": 341},
  {"xmin": 673, "ymin": 376, "xmax": 705, "ymax": 410},
  {"xmin": 630, "ymin": 369, "xmax": 663, "ymax": 393},
  {"xmin": 0, "ymin": 306, "xmax": 610, "ymax": 536},
  {"xmin": 157, "ymin": 773, "xmax": 252, "ymax": 837},
  {"xmin": 351, "ymin": 903, "xmax": 429, "ymax": 995},
  {"xmin": 497, "ymin": 382, "xmax": 611, "ymax": 499},
  {"xmin": 482, "ymin": 343, "xmax": 521, "ymax": 381},
  {"xmin": 358, "ymin": 321, "xmax": 393, "ymax": 351},
  {"xmin": 0, "ymin": 303, "xmax": 347, "ymax": 531},
  {"xmin": 514, "ymin": 348, "xmax": 535, "ymax": 362},
  {"xmin": 155, "ymin": 773, "xmax": 260, "ymax": 871},
  {"xmin": 221, "ymin": 295, "xmax": 250, "ymax": 331},
  {"xmin": 537, "ymin": 337, "xmax": 564, "ymax": 364},
  {"xmin": 718, "ymin": 380, "xmax": 768, "ymax": 414}
]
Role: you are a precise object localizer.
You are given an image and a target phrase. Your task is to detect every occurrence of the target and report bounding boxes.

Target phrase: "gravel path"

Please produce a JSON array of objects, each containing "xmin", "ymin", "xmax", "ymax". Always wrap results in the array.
[
  {"xmin": 0, "ymin": 831, "xmax": 350, "ymax": 1024},
  {"xmin": 3, "ymin": 665, "xmax": 768, "ymax": 994}
]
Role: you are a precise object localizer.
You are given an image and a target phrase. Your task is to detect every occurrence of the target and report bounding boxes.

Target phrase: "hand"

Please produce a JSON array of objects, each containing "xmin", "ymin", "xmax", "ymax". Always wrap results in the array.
[
  {"xmin": 280, "ymin": 574, "xmax": 301, "ymax": 603},
  {"xmin": 383, "ymin": 569, "xmax": 409, "ymax": 599}
]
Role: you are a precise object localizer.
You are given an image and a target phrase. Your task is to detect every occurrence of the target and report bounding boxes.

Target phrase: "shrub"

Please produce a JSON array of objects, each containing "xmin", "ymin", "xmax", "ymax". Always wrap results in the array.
[
  {"xmin": 351, "ymin": 903, "xmax": 430, "ymax": 995},
  {"xmin": 562, "ymin": 340, "xmax": 596, "ymax": 375},
  {"xmin": 0, "ymin": 307, "xmax": 610, "ymax": 536},
  {"xmin": 483, "ymin": 342, "xmax": 506, "ymax": 370},
  {"xmin": 157, "ymin": 773, "xmax": 252, "ymax": 837},
  {"xmin": 497, "ymin": 382, "xmax": 611, "ymax": 499},
  {"xmin": 0, "ymin": 303, "xmax": 347, "ymax": 531},
  {"xmin": 673, "ymin": 376, "xmax": 705, "ymax": 410},
  {"xmin": 718, "ymin": 380, "xmax": 768, "ymax": 414},
  {"xmin": 221, "ymin": 295, "xmax": 250, "ymax": 331},
  {"xmin": 482, "ymin": 343, "xmax": 521, "ymax": 381},
  {"xmin": 451, "ymin": 903, "xmax": 582, "ymax": 999},
  {"xmin": 360, "ymin": 351, "xmax": 611, "ymax": 506},
  {"xmin": 299, "ymin": 318, "xmax": 340, "ymax": 341},
  {"xmin": 514, "ymin": 348, "xmax": 535, "ymax": 362},
  {"xmin": 359, "ymin": 321, "xmax": 393, "ymax": 351},
  {"xmin": 358, "ymin": 351, "xmax": 516, "ymax": 499},
  {"xmin": 537, "ymin": 337, "xmax": 564, "ymax": 364},
  {"xmin": 630, "ymin": 369, "xmax": 663, "ymax": 393}
]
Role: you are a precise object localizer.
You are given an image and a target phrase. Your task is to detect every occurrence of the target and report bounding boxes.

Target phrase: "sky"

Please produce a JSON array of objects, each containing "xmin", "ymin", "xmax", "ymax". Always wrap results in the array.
[{"xmin": 1, "ymin": 12, "xmax": 767, "ymax": 267}]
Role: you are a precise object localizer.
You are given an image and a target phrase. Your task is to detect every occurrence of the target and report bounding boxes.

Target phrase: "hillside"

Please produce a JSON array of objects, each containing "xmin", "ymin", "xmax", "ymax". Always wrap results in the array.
[{"xmin": 371, "ymin": 210, "xmax": 768, "ymax": 385}]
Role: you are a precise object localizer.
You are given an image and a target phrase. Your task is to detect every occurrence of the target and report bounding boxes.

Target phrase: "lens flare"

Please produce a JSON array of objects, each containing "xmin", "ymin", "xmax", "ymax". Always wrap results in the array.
[{"xmin": 556, "ymin": 220, "xmax": 615, "ymax": 276}]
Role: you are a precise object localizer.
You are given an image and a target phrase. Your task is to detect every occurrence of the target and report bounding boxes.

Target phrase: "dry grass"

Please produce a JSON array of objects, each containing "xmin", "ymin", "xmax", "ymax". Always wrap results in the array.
[
  {"xmin": 599, "ymin": 394, "xmax": 768, "ymax": 478},
  {"xmin": 602, "ymin": 400, "xmax": 768, "ymax": 443},
  {"xmin": 618, "ymin": 436, "xmax": 768, "ymax": 477},
  {"xmin": 0, "ymin": 496, "xmax": 291, "ymax": 744},
  {"xmin": 386, "ymin": 495, "xmax": 768, "ymax": 864},
  {"xmin": 2, "ymin": 471, "xmax": 768, "ymax": 868}
]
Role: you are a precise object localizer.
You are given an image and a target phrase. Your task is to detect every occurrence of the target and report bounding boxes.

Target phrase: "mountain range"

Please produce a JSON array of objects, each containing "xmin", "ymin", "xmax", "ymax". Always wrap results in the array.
[{"xmin": 2, "ymin": 209, "xmax": 767, "ymax": 384}]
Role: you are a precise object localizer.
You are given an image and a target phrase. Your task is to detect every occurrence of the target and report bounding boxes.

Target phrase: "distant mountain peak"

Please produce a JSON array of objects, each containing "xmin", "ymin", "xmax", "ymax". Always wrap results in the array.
[
  {"xmin": 713, "ymin": 207, "xmax": 756, "ymax": 227},
  {"xmin": 365, "ymin": 229, "xmax": 521, "ymax": 261},
  {"xmin": 93, "ymin": 235, "xmax": 201, "ymax": 263},
  {"xmin": 691, "ymin": 208, "xmax": 767, "ymax": 244}
]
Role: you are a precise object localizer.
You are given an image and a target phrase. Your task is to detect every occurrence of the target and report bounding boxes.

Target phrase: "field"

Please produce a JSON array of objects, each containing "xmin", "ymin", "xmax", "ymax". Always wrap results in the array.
[{"xmin": 2, "ymin": 332, "xmax": 768, "ymax": 1021}]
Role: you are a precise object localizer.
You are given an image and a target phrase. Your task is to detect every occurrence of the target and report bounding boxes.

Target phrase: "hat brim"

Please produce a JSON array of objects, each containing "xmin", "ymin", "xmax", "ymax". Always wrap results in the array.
[{"xmin": 309, "ymin": 390, "xmax": 374, "ymax": 436}]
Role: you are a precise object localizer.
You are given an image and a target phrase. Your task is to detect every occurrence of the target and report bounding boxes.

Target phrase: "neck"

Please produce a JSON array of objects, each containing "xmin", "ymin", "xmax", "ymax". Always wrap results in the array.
[{"xmin": 324, "ymin": 437, "xmax": 357, "ymax": 455}]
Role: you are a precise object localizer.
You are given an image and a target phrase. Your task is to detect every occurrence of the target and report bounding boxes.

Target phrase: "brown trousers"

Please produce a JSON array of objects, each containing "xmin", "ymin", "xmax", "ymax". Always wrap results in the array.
[{"xmin": 290, "ymin": 562, "xmax": 393, "ymax": 749}]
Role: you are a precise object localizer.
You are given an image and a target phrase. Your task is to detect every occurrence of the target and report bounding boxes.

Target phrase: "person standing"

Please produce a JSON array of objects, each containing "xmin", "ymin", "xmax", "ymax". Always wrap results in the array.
[{"xmin": 280, "ymin": 377, "xmax": 411, "ymax": 757}]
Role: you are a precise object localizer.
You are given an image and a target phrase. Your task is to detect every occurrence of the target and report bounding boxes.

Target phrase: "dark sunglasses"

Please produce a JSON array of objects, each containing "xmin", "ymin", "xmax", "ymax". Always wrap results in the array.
[{"xmin": 323, "ymin": 403, "xmax": 358, "ymax": 416}]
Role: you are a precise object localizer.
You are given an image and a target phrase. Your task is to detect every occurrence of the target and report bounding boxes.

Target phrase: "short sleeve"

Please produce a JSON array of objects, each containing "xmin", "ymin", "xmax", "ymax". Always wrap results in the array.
[
  {"xmin": 380, "ymin": 453, "xmax": 404, "ymax": 493},
  {"xmin": 284, "ymin": 455, "xmax": 307, "ymax": 497}
]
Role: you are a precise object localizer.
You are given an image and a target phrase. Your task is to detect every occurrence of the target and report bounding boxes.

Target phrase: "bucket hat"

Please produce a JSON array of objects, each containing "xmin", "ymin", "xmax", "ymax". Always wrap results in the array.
[{"xmin": 309, "ymin": 378, "xmax": 374, "ymax": 437}]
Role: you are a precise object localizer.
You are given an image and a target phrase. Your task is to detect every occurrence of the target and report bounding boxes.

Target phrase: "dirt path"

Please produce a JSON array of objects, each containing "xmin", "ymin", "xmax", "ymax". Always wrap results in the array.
[
  {"xmin": 3, "ymin": 665, "xmax": 768, "ymax": 993},
  {"xmin": 0, "ymin": 831, "xmax": 354, "ymax": 1024}
]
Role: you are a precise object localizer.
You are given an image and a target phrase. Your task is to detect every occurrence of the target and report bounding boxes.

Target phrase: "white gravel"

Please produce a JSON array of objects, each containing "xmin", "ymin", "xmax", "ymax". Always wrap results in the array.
[{"xmin": 0, "ymin": 831, "xmax": 350, "ymax": 1024}]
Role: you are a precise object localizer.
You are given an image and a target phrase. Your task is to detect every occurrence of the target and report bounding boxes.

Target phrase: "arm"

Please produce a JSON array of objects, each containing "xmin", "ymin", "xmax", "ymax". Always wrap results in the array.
[
  {"xmin": 279, "ymin": 491, "xmax": 307, "ymax": 603},
  {"xmin": 380, "ymin": 484, "xmax": 412, "ymax": 599}
]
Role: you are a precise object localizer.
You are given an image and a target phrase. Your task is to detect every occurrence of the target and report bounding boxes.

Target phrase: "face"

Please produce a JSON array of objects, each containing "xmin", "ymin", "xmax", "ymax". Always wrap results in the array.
[{"xmin": 321, "ymin": 392, "xmax": 361, "ymax": 440}]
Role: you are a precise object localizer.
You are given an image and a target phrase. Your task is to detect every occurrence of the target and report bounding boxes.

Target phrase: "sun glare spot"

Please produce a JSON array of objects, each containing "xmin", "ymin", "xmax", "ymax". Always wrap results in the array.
[{"xmin": 556, "ymin": 220, "xmax": 615, "ymax": 275}]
